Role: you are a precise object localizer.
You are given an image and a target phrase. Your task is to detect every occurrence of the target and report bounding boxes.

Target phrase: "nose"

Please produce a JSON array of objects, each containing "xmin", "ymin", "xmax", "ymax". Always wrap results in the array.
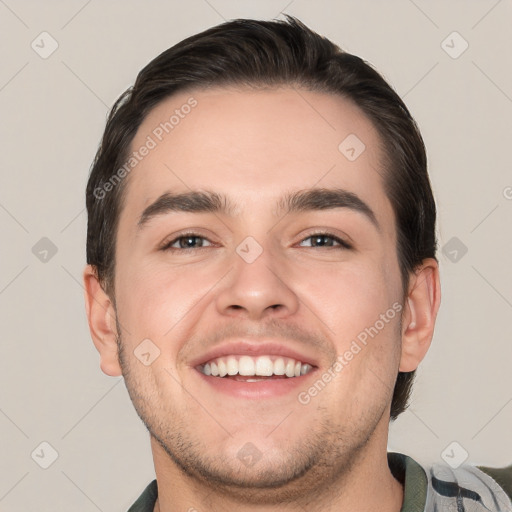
[{"xmin": 215, "ymin": 242, "xmax": 300, "ymax": 321}]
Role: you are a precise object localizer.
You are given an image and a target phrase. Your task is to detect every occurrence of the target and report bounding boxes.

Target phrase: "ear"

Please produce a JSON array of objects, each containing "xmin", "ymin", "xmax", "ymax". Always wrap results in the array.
[
  {"xmin": 399, "ymin": 258, "xmax": 441, "ymax": 372},
  {"xmin": 83, "ymin": 265, "xmax": 122, "ymax": 377}
]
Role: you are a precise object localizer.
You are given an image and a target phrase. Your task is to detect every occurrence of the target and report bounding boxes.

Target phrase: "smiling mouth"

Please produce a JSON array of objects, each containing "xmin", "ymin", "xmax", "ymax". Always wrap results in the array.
[{"xmin": 198, "ymin": 354, "xmax": 315, "ymax": 381}]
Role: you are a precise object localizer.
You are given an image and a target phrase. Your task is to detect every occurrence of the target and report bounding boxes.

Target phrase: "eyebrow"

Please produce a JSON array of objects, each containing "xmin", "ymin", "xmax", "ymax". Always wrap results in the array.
[{"xmin": 137, "ymin": 188, "xmax": 380, "ymax": 232}]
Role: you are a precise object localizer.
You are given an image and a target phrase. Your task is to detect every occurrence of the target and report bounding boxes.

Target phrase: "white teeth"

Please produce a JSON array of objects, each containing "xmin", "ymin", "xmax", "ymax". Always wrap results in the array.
[
  {"xmin": 218, "ymin": 359, "xmax": 228, "ymax": 377},
  {"xmin": 255, "ymin": 356, "xmax": 273, "ymax": 376},
  {"xmin": 200, "ymin": 355, "xmax": 314, "ymax": 378},
  {"xmin": 238, "ymin": 356, "xmax": 255, "ymax": 376},
  {"xmin": 285, "ymin": 359, "xmax": 295, "ymax": 378},
  {"xmin": 226, "ymin": 356, "xmax": 238, "ymax": 376},
  {"xmin": 273, "ymin": 358, "xmax": 285, "ymax": 375}
]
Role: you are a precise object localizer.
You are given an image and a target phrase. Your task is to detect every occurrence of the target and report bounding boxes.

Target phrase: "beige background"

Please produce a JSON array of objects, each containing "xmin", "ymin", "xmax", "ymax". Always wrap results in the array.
[{"xmin": 1, "ymin": 0, "xmax": 511, "ymax": 510}]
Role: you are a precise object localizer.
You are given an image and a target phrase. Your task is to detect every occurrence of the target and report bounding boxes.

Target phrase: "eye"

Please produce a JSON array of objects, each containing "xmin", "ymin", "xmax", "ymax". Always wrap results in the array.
[
  {"xmin": 160, "ymin": 233, "xmax": 213, "ymax": 251},
  {"xmin": 159, "ymin": 232, "xmax": 351, "ymax": 252},
  {"xmin": 298, "ymin": 233, "xmax": 352, "ymax": 249}
]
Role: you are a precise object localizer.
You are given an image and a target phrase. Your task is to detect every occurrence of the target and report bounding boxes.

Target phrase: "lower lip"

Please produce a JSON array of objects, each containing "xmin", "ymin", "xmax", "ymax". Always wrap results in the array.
[{"xmin": 195, "ymin": 369, "xmax": 317, "ymax": 400}]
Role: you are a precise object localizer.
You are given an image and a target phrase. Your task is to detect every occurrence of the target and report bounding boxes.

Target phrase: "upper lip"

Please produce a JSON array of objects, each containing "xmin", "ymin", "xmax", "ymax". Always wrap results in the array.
[{"xmin": 190, "ymin": 340, "xmax": 320, "ymax": 369}]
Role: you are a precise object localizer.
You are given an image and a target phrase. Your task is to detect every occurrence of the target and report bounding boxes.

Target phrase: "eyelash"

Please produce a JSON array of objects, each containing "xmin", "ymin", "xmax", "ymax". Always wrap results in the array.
[{"xmin": 159, "ymin": 231, "xmax": 353, "ymax": 251}]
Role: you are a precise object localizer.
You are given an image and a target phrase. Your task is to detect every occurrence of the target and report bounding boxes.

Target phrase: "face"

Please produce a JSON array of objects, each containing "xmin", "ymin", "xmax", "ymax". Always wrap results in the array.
[{"xmin": 113, "ymin": 87, "xmax": 405, "ymax": 496}]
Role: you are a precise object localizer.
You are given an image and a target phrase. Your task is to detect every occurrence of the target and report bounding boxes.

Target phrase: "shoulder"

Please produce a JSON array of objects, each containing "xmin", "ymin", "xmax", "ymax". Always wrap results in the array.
[
  {"xmin": 478, "ymin": 464, "xmax": 512, "ymax": 501},
  {"xmin": 388, "ymin": 452, "xmax": 512, "ymax": 512},
  {"xmin": 424, "ymin": 461, "xmax": 512, "ymax": 511},
  {"xmin": 127, "ymin": 479, "xmax": 158, "ymax": 512}
]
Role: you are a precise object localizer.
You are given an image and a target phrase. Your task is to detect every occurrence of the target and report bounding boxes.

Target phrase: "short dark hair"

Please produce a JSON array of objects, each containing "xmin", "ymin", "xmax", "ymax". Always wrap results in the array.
[{"xmin": 86, "ymin": 15, "xmax": 438, "ymax": 420}]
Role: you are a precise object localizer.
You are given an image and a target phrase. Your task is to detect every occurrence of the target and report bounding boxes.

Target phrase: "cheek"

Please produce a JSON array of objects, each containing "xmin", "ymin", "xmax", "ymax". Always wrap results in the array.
[
  {"xmin": 297, "ymin": 257, "xmax": 396, "ymax": 343},
  {"xmin": 302, "ymin": 261, "xmax": 402, "ymax": 415},
  {"xmin": 115, "ymin": 260, "xmax": 220, "ymax": 343}
]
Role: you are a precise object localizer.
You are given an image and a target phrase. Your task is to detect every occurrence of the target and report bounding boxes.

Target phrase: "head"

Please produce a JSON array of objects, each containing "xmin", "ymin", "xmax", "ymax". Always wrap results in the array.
[{"xmin": 84, "ymin": 16, "xmax": 440, "ymax": 499}]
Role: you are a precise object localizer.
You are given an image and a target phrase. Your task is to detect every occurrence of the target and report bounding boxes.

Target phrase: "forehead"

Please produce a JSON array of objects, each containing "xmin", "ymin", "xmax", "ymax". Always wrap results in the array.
[{"xmin": 121, "ymin": 86, "xmax": 394, "ymax": 235}]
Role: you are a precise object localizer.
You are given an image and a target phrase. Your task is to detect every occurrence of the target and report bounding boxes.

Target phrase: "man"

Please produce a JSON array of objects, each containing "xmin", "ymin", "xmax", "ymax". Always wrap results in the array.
[{"xmin": 83, "ymin": 16, "xmax": 511, "ymax": 512}]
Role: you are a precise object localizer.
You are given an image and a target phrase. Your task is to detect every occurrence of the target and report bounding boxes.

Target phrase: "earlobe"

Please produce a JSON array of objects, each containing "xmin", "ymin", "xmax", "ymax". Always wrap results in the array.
[
  {"xmin": 83, "ymin": 265, "xmax": 122, "ymax": 377},
  {"xmin": 399, "ymin": 258, "xmax": 441, "ymax": 372}
]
